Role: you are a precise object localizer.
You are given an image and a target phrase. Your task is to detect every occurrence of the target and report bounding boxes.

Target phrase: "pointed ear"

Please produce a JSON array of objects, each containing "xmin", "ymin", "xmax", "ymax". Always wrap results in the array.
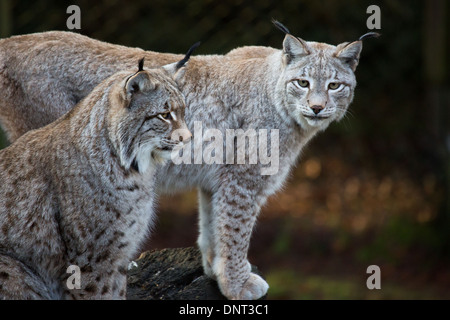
[
  {"xmin": 162, "ymin": 61, "xmax": 184, "ymax": 79},
  {"xmin": 335, "ymin": 32, "xmax": 380, "ymax": 71},
  {"xmin": 163, "ymin": 41, "xmax": 200, "ymax": 78},
  {"xmin": 124, "ymin": 72, "xmax": 154, "ymax": 101},
  {"xmin": 335, "ymin": 40, "xmax": 363, "ymax": 71},
  {"xmin": 282, "ymin": 34, "xmax": 310, "ymax": 65},
  {"xmin": 272, "ymin": 19, "xmax": 310, "ymax": 65}
]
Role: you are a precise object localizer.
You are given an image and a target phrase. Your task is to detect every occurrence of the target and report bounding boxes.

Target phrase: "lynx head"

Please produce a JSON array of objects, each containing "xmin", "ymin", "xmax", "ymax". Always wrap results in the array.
[
  {"xmin": 273, "ymin": 20, "xmax": 379, "ymax": 132},
  {"xmin": 107, "ymin": 44, "xmax": 199, "ymax": 174}
]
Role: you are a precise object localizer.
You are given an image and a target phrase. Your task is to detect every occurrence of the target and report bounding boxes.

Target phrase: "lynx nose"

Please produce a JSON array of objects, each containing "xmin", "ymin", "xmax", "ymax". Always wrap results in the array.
[
  {"xmin": 310, "ymin": 105, "xmax": 324, "ymax": 115},
  {"xmin": 175, "ymin": 128, "xmax": 192, "ymax": 143}
]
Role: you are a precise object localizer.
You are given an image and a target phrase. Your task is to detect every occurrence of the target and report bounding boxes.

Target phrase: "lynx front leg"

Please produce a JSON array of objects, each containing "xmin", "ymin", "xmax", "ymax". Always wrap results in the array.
[
  {"xmin": 210, "ymin": 186, "xmax": 269, "ymax": 300},
  {"xmin": 197, "ymin": 189, "xmax": 216, "ymax": 279}
]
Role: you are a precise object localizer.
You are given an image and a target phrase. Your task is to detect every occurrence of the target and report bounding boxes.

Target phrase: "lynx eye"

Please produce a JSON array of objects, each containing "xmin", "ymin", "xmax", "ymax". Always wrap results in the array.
[
  {"xmin": 328, "ymin": 82, "xmax": 341, "ymax": 90},
  {"xmin": 295, "ymin": 79, "xmax": 310, "ymax": 88},
  {"xmin": 159, "ymin": 112, "xmax": 172, "ymax": 120}
]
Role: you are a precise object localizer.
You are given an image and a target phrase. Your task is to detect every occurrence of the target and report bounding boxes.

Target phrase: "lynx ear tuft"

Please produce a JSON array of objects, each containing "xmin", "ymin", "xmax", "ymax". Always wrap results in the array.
[
  {"xmin": 272, "ymin": 19, "xmax": 291, "ymax": 35},
  {"xmin": 359, "ymin": 32, "xmax": 381, "ymax": 41},
  {"xmin": 163, "ymin": 42, "xmax": 200, "ymax": 76},
  {"xmin": 138, "ymin": 57, "xmax": 145, "ymax": 72},
  {"xmin": 176, "ymin": 41, "xmax": 200, "ymax": 69}
]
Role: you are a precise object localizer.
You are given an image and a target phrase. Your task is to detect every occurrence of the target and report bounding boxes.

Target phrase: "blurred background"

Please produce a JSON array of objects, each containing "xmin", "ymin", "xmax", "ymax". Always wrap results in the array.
[{"xmin": 0, "ymin": 0, "xmax": 448, "ymax": 299}]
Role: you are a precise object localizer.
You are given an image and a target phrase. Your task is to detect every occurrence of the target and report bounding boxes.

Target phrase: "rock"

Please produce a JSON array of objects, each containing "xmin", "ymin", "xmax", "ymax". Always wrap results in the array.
[
  {"xmin": 126, "ymin": 247, "xmax": 266, "ymax": 300},
  {"xmin": 126, "ymin": 247, "xmax": 222, "ymax": 300}
]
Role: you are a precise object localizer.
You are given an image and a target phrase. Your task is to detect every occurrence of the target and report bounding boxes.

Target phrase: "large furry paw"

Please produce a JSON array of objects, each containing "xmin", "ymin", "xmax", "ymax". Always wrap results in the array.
[
  {"xmin": 218, "ymin": 272, "xmax": 269, "ymax": 300},
  {"xmin": 236, "ymin": 273, "xmax": 269, "ymax": 300}
]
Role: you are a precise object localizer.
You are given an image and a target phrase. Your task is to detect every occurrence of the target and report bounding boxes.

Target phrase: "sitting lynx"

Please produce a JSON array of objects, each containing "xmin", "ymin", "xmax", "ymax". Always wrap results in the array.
[
  {"xmin": 0, "ymin": 21, "xmax": 378, "ymax": 299},
  {"xmin": 0, "ymin": 56, "xmax": 192, "ymax": 299}
]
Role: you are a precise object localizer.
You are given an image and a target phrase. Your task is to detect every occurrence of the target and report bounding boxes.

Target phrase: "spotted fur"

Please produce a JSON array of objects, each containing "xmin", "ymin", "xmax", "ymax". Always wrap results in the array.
[
  {"xmin": 0, "ymin": 61, "xmax": 191, "ymax": 299},
  {"xmin": 0, "ymin": 25, "xmax": 375, "ymax": 299}
]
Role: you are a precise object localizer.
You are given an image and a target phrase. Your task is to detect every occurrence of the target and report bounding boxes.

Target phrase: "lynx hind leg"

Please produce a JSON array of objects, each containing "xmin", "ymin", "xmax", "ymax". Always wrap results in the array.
[
  {"xmin": 0, "ymin": 254, "xmax": 55, "ymax": 300},
  {"xmin": 211, "ymin": 186, "xmax": 269, "ymax": 300},
  {"xmin": 197, "ymin": 189, "xmax": 215, "ymax": 279}
]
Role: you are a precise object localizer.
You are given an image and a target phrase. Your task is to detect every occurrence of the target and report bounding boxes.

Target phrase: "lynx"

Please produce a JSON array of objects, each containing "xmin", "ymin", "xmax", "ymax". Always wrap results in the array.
[
  {"xmin": 0, "ymin": 55, "xmax": 193, "ymax": 299},
  {"xmin": 0, "ymin": 21, "xmax": 378, "ymax": 299}
]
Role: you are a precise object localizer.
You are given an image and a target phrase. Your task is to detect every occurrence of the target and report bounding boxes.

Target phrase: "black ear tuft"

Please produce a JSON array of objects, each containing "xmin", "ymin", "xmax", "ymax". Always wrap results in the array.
[
  {"xmin": 272, "ymin": 19, "xmax": 291, "ymax": 35},
  {"xmin": 138, "ymin": 57, "xmax": 145, "ymax": 72},
  {"xmin": 359, "ymin": 32, "xmax": 381, "ymax": 41},
  {"xmin": 175, "ymin": 42, "xmax": 201, "ymax": 70}
]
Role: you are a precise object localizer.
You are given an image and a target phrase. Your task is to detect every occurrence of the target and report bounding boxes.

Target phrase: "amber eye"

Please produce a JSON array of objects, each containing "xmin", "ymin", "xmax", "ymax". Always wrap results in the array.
[
  {"xmin": 159, "ymin": 112, "xmax": 172, "ymax": 120},
  {"xmin": 328, "ymin": 82, "xmax": 341, "ymax": 90},
  {"xmin": 296, "ymin": 79, "xmax": 310, "ymax": 88}
]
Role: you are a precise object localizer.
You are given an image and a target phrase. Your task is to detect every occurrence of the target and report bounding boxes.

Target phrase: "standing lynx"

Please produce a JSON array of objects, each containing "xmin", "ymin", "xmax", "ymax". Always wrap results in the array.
[
  {"xmin": 0, "ymin": 56, "xmax": 192, "ymax": 299},
  {"xmin": 0, "ymin": 22, "xmax": 378, "ymax": 299}
]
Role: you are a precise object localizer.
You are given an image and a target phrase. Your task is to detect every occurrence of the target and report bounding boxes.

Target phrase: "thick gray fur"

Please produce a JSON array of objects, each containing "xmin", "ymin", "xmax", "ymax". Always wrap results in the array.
[
  {"xmin": 0, "ymin": 61, "xmax": 191, "ymax": 299},
  {"xmin": 0, "ymin": 25, "xmax": 376, "ymax": 299}
]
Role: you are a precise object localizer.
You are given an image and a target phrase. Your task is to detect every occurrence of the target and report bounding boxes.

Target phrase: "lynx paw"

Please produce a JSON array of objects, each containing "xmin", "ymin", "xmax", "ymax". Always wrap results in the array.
[
  {"xmin": 219, "ymin": 272, "xmax": 269, "ymax": 300},
  {"xmin": 236, "ymin": 273, "xmax": 269, "ymax": 300}
]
